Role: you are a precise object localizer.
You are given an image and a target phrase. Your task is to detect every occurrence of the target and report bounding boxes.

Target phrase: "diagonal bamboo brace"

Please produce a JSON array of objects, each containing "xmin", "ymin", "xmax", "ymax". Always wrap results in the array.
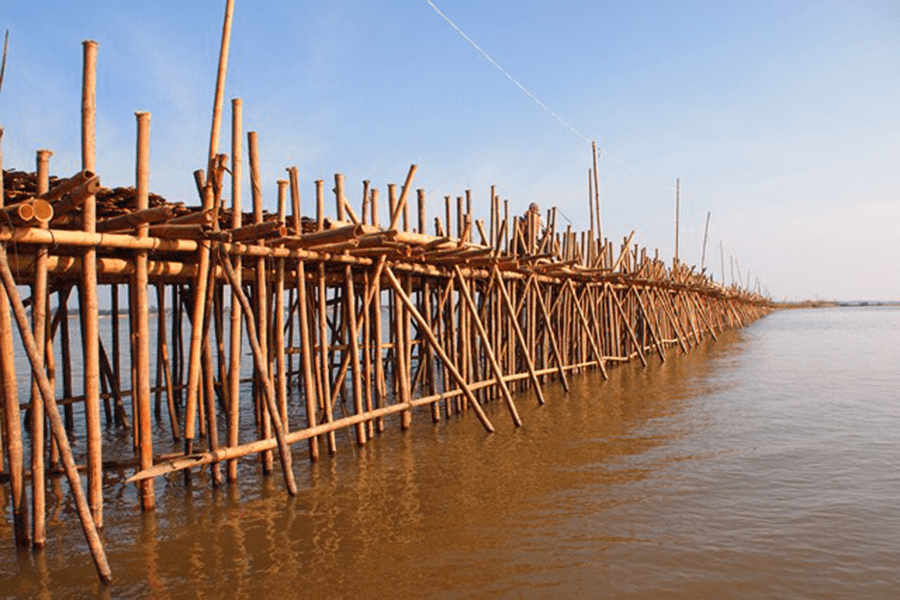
[
  {"xmin": 0, "ymin": 245, "xmax": 112, "ymax": 584},
  {"xmin": 218, "ymin": 247, "xmax": 298, "ymax": 496},
  {"xmin": 382, "ymin": 265, "xmax": 495, "ymax": 433},
  {"xmin": 453, "ymin": 265, "xmax": 522, "ymax": 426}
]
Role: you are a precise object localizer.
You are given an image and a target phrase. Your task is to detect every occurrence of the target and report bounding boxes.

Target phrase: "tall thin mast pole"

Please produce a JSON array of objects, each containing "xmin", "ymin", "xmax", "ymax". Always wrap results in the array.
[
  {"xmin": 592, "ymin": 141, "xmax": 601, "ymax": 242},
  {"xmin": 674, "ymin": 178, "xmax": 680, "ymax": 264},
  {"xmin": 700, "ymin": 210, "xmax": 711, "ymax": 272}
]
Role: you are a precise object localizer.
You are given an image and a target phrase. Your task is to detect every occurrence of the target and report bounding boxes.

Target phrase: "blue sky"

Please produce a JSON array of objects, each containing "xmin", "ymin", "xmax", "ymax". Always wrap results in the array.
[{"xmin": 2, "ymin": 1, "xmax": 898, "ymax": 300}]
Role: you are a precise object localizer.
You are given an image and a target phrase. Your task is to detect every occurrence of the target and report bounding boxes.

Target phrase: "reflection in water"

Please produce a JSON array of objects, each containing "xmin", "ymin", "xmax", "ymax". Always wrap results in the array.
[{"xmin": 2, "ymin": 308, "xmax": 899, "ymax": 598}]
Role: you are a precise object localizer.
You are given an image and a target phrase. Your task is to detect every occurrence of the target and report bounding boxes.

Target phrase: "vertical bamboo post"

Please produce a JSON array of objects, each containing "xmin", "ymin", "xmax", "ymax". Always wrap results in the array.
[
  {"xmin": 80, "ymin": 39, "xmax": 103, "ymax": 528},
  {"xmin": 133, "ymin": 111, "xmax": 154, "ymax": 509},
  {"xmin": 362, "ymin": 270, "xmax": 375, "ymax": 435},
  {"xmin": 316, "ymin": 180, "xmax": 325, "ymax": 231},
  {"xmin": 445, "ymin": 196, "xmax": 452, "ymax": 244},
  {"xmin": 59, "ymin": 286, "xmax": 74, "ymax": 432},
  {"xmin": 119, "ymin": 285, "xmax": 129, "ymax": 434},
  {"xmin": 297, "ymin": 260, "xmax": 318, "ymax": 460},
  {"xmin": 592, "ymin": 140, "xmax": 602, "ymax": 242},
  {"xmin": 227, "ymin": 98, "xmax": 242, "ymax": 482},
  {"xmin": 334, "ymin": 174, "xmax": 345, "ymax": 221},
  {"xmin": 390, "ymin": 238, "xmax": 411, "ymax": 429},
  {"xmin": 317, "ymin": 263, "xmax": 336, "ymax": 453},
  {"xmin": 371, "ymin": 189, "xmax": 386, "ymax": 433},
  {"xmin": 275, "ymin": 180, "xmax": 289, "ymax": 427},
  {"xmin": 156, "ymin": 282, "xmax": 179, "ymax": 440},
  {"xmin": 423, "ymin": 277, "xmax": 439, "ymax": 422},
  {"xmin": 417, "ymin": 188, "xmax": 426, "ymax": 234},
  {"xmin": 0, "ymin": 131, "xmax": 3, "ymax": 472},
  {"xmin": 344, "ymin": 265, "xmax": 367, "ymax": 445},
  {"xmin": 248, "ymin": 131, "xmax": 273, "ymax": 473},
  {"xmin": 402, "ymin": 275, "xmax": 414, "ymax": 419},
  {"xmin": 289, "ymin": 167, "xmax": 319, "ymax": 461},
  {"xmin": 700, "ymin": 210, "xmax": 711, "ymax": 272},
  {"xmin": 182, "ymin": 187, "xmax": 214, "ymax": 470},
  {"xmin": 0, "ymin": 128, "xmax": 28, "ymax": 547},
  {"xmin": 201, "ymin": 258, "xmax": 222, "ymax": 486},
  {"xmin": 588, "ymin": 167, "xmax": 595, "ymax": 242},
  {"xmin": 214, "ymin": 283, "xmax": 228, "ymax": 412},
  {"xmin": 361, "ymin": 180, "xmax": 370, "ymax": 226},
  {"xmin": 30, "ymin": 148, "xmax": 51, "ymax": 547}
]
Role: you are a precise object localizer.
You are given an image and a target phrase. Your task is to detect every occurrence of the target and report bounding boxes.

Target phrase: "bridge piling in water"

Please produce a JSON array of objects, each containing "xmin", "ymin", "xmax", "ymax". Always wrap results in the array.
[{"xmin": 0, "ymin": 43, "xmax": 772, "ymax": 584}]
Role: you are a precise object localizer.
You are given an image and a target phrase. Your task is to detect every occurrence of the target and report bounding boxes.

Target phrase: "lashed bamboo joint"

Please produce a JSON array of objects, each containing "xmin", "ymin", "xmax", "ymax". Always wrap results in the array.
[{"xmin": 0, "ymin": 37, "xmax": 772, "ymax": 586}]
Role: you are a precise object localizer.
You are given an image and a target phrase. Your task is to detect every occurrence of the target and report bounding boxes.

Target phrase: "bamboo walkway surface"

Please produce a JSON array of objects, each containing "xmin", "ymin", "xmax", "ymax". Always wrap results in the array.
[{"xmin": 0, "ymin": 41, "xmax": 772, "ymax": 584}]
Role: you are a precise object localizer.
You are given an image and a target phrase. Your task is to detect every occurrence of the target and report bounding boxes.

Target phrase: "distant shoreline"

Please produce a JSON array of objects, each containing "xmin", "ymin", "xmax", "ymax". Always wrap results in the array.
[{"xmin": 775, "ymin": 300, "xmax": 900, "ymax": 309}]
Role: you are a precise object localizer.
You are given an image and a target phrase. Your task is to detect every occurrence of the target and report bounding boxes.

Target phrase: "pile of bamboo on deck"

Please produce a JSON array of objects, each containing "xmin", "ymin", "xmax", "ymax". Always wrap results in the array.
[{"xmin": 0, "ymin": 43, "xmax": 772, "ymax": 587}]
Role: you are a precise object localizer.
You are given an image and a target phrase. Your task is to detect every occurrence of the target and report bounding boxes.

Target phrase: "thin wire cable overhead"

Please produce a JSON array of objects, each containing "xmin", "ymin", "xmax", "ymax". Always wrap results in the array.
[
  {"xmin": 426, "ymin": 1, "xmax": 675, "ymax": 193},
  {"xmin": 426, "ymin": 0, "xmax": 590, "ymax": 144}
]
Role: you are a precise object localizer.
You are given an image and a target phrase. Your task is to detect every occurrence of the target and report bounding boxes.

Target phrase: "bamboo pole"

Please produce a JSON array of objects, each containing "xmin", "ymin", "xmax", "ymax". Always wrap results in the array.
[
  {"xmin": 491, "ymin": 266, "xmax": 546, "ymax": 405},
  {"xmin": 383, "ymin": 266, "xmax": 494, "ymax": 433},
  {"xmin": 217, "ymin": 249, "xmax": 297, "ymax": 495},
  {"xmin": 401, "ymin": 274, "xmax": 414, "ymax": 427},
  {"xmin": 360, "ymin": 270, "xmax": 375, "ymax": 435},
  {"xmin": 200, "ymin": 255, "xmax": 222, "ymax": 486},
  {"xmin": 0, "ymin": 246, "xmax": 112, "ymax": 583},
  {"xmin": 181, "ymin": 182, "xmax": 213, "ymax": 469},
  {"xmin": 592, "ymin": 141, "xmax": 602, "ymax": 241},
  {"xmin": 30, "ymin": 149, "xmax": 51, "ymax": 547},
  {"xmin": 295, "ymin": 259, "xmax": 317, "ymax": 460},
  {"xmin": 133, "ymin": 111, "xmax": 154, "ymax": 510},
  {"xmin": 453, "ymin": 266, "xmax": 522, "ymax": 426},
  {"xmin": 0, "ymin": 129, "xmax": 28, "ymax": 547},
  {"xmin": 80, "ymin": 39, "xmax": 104, "ymax": 529},
  {"xmin": 127, "ymin": 284, "xmax": 770, "ymax": 485},
  {"xmin": 392, "ymin": 254, "xmax": 411, "ymax": 429},
  {"xmin": 565, "ymin": 280, "xmax": 609, "ymax": 379},
  {"xmin": 206, "ymin": 0, "xmax": 235, "ymax": 172},
  {"xmin": 632, "ymin": 288, "xmax": 666, "ymax": 363},
  {"xmin": 371, "ymin": 189, "xmax": 386, "ymax": 432},
  {"xmin": 344, "ymin": 265, "xmax": 367, "ymax": 444},
  {"xmin": 248, "ymin": 131, "xmax": 273, "ymax": 473},
  {"xmin": 387, "ymin": 165, "xmax": 418, "ymax": 232},
  {"xmin": 423, "ymin": 276, "xmax": 439, "ymax": 422},
  {"xmin": 275, "ymin": 180, "xmax": 288, "ymax": 428},
  {"xmin": 606, "ymin": 283, "xmax": 648, "ymax": 368},
  {"xmin": 156, "ymin": 282, "xmax": 179, "ymax": 440},
  {"xmin": 317, "ymin": 262, "xmax": 336, "ymax": 453},
  {"xmin": 227, "ymin": 98, "xmax": 242, "ymax": 482},
  {"xmin": 700, "ymin": 210, "xmax": 711, "ymax": 272},
  {"xmin": 674, "ymin": 178, "xmax": 680, "ymax": 264}
]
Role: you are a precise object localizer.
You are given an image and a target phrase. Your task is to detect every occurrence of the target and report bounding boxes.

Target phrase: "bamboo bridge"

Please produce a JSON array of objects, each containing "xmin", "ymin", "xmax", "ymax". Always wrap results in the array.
[{"xmin": 0, "ymin": 40, "xmax": 771, "ymax": 584}]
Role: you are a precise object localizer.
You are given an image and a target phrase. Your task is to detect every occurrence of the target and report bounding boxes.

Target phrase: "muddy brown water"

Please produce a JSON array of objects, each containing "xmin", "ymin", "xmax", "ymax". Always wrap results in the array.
[{"xmin": 1, "ymin": 306, "xmax": 898, "ymax": 598}]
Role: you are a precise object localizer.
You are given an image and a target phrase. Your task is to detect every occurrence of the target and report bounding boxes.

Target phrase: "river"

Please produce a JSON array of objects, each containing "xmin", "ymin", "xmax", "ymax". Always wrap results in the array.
[{"xmin": 1, "ymin": 305, "xmax": 898, "ymax": 598}]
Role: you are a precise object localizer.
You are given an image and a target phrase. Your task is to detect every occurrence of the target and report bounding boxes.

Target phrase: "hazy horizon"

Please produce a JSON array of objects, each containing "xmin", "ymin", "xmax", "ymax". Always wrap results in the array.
[{"xmin": 2, "ymin": 1, "xmax": 898, "ymax": 301}]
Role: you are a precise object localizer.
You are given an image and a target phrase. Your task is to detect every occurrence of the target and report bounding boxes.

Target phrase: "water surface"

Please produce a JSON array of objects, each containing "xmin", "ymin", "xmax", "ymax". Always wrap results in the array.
[{"xmin": 1, "ymin": 306, "xmax": 898, "ymax": 598}]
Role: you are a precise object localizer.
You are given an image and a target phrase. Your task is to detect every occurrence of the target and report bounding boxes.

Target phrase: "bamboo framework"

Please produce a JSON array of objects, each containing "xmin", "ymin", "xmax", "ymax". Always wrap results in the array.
[{"xmin": 0, "ymin": 42, "xmax": 772, "ymax": 584}]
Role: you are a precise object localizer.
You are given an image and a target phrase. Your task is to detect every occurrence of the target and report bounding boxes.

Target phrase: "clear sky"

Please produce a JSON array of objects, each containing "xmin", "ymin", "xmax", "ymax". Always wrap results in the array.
[{"xmin": 2, "ymin": 1, "xmax": 898, "ymax": 301}]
